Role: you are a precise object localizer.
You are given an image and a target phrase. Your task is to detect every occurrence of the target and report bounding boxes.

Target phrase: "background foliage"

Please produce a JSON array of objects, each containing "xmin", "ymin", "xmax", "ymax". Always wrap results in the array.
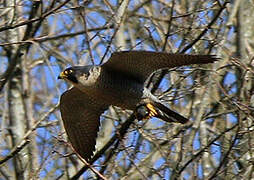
[{"xmin": 0, "ymin": 0, "xmax": 253, "ymax": 179}]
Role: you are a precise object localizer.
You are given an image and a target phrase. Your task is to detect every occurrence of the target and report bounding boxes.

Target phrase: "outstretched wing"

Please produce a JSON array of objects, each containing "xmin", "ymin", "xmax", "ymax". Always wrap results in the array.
[
  {"xmin": 59, "ymin": 88, "xmax": 108, "ymax": 160},
  {"xmin": 102, "ymin": 51, "xmax": 218, "ymax": 83}
]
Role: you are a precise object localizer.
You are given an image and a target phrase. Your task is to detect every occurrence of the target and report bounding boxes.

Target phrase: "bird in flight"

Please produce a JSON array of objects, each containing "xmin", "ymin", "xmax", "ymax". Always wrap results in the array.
[{"xmin": 58, "ymin": 51, "xmax": 218, "ymax": 160}]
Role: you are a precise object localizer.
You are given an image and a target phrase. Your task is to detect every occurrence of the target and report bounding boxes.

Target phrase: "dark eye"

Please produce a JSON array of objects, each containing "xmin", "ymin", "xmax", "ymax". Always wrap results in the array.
[{"xmin": 65, "ymin": 69, "xmax": 73, "ymax": 75}]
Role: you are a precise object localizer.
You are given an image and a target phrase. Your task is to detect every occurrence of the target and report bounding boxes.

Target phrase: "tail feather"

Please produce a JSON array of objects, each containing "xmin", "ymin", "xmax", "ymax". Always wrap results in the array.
[
  {"xmin": 135, "ymin": 101, "xmax": 189, "ymax": 124},
  {"xmin": 151, "ymin": 101, "xmax": 189, "ymax": 124}
]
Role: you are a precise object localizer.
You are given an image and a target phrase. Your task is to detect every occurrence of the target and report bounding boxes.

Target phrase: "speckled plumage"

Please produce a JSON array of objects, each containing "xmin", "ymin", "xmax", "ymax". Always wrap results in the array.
[{"xmin": 59, "ymin": 50, "xmax": 218, "ymax": 160}]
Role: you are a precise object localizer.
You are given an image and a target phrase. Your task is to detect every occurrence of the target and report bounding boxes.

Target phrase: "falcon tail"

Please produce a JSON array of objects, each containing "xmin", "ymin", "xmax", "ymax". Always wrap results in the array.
[{"xmin": 135, "ymin": 101, "xmax": 188, "ymax": 124}]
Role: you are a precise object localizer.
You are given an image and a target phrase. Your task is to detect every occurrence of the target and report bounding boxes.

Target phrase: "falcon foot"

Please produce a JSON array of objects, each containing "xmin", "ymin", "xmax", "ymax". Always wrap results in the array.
[
  {"xmin": 135, "ymin": 101, "xmax": 189, "ymax": 124},
  {"xmin": 135, "ymin": 103, "xmax": 158, "ymax": 120}
]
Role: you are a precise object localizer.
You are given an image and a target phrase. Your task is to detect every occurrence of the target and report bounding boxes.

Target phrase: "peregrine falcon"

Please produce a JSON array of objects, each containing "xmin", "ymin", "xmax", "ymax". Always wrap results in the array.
[{"xmin": 58, "ymin": 51, "xmax": 218, "ymax": 160}]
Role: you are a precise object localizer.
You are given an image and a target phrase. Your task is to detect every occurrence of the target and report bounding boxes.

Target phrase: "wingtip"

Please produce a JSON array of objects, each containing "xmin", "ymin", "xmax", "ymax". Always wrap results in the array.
[{"xmin": 208, "ymin": 55, "xmax": 220, "ymax": 63}]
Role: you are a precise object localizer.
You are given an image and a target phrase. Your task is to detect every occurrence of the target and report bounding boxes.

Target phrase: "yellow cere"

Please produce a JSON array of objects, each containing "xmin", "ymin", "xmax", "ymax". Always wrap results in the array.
[{"xmin": 60, "ymin": 71, "xmax": 65, "ymax": 77}]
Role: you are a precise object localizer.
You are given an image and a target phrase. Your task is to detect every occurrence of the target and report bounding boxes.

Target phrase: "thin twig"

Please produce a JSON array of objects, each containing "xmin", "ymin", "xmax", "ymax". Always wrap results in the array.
[
  {"xmin": 180, "ymin": 1, "xmax": 229, "ymax": 53},
  {"xmin": 0, "ymin": 105, "xmax": 58, "ymax": 165}
]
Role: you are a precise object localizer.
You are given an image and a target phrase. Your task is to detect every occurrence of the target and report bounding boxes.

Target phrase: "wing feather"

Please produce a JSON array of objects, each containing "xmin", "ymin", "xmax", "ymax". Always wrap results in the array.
[
  {"xmin": 102, "ymin": 51, "xmax": 218, "ymax": 82},
  {"xmin": 60, "ymin": 88, "xmax": 108, "ymax": 160}
]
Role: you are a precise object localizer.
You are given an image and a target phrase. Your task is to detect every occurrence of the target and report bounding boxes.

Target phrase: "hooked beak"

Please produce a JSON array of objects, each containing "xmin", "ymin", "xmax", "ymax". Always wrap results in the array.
[{"xmin": 58, "ymin": 71, "xmax": 66, "ymax": 79}]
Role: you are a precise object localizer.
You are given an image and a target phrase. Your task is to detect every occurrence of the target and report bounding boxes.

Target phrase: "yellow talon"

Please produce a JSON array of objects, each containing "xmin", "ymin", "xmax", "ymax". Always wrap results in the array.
[
  {"xmin": 135, "ymin": 103, "xmax": 158, "ymax": 120},
  {"xmin": 146, "ymin": 103, "xmax": 158, "ymax": 117}
]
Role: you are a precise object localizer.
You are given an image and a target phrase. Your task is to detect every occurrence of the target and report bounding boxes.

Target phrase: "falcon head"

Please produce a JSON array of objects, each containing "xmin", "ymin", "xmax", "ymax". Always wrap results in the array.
[{"xmin": 58, "ymin": 65, "xmax": 101, "ymax": 86}]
